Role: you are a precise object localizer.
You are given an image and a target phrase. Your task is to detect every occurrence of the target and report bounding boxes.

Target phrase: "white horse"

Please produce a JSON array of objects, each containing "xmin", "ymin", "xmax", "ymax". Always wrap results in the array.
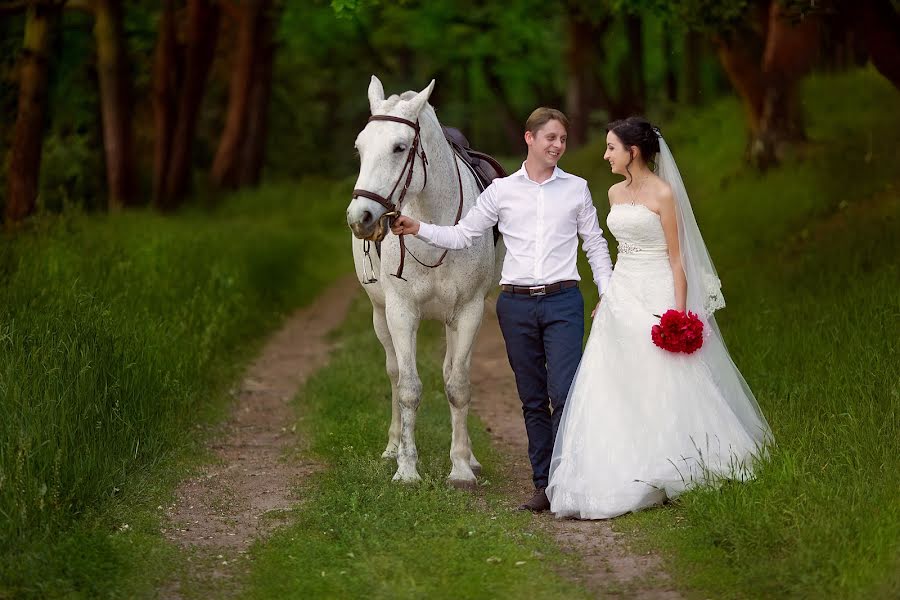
[{"xmin": 346, "ymin": 76, "xmax": 503, "ymax": 487}]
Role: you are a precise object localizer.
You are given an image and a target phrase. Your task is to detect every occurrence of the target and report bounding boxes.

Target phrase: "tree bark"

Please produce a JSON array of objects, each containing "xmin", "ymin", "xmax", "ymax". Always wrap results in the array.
[
  {"xmin": 757, "ymin": 1, "xmax": 821, "ymax": 159},
  {"xmin": 93, "ymin": 0, "xmax": 136, "ymax": 210},
  {"xmin": 661, "ymin": 27, "xmax": 678, "ymax": 103},
  {"xmin": 855, "ymin": 0, "xmax": 900, "ymax": 89},
  {"xmin": 160, "ymin": 0, "xmax": 220, "ymax": 210},
  {"xmin": 564, "ymin": 15, "xmax": 593, "ymax": 147},
  {"xmin": 683, "ymin": 30, "xmax": 704, "ymax": 105},
  {"xmin": 6, "ymin": 2, "xmax": 61, "ymax": 226},
  {"xmin": 238, "ymin": 1, "xmax": 277, "ymax": 187},
  {"xmin": 151, "ymin": 0, "xmax": 178, "ymax": 208},
  {"xmin": 211, "ymin": 0, "xmax": 265, "ymax": 189},
  {"xmin": 622, "ymin": 13, "xmax": 646, "ymax": 115},
  {"xmin": 713, "ymin": 32, "xmax": 766, "ymax": 135},
  {"xmin": 713, "ymin": 0, "xmax": 772, "ymax": 166}
]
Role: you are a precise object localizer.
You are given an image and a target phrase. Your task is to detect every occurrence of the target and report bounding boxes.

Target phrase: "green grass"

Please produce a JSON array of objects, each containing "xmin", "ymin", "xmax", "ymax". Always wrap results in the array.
[
  {"xmin": 244, "ymin": 300, "xmax": 589, "ymax": 600},
  {"xmin": 564, "ymin": 68, "xmax": 899, "ymax": 598},
  {"xmin": 0, "ymin": 179, "xmax": 354, "ymax": 597}
]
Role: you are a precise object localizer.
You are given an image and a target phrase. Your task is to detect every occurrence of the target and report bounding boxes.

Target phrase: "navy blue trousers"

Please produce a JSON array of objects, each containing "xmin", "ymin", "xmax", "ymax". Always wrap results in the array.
[{"xmin": 496, "ymin": 286, "xmax": 584, "ymax": 489}]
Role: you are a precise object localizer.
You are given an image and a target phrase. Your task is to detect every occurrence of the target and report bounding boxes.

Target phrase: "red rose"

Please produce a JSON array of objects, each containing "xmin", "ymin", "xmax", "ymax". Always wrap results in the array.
[{"xmin": 651, "ymin": 310, "xmax": 704, "ymax": 354}]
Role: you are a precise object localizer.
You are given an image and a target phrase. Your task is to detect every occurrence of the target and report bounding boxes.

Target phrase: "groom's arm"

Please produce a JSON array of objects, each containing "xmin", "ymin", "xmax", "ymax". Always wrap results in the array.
[
  {"xmin": 392, "ymin": 182, "xmax": 500, "ymax": 250},
  {"xmin": 577, "ymin": 183, "xmax": 613, "ymax": 296}
]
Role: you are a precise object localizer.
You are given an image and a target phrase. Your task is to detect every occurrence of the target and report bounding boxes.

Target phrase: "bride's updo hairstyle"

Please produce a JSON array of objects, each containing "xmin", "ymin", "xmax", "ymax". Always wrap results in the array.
[{"xmin": 606, "ymin": 117, "xmax": 661, "ymax": 183}]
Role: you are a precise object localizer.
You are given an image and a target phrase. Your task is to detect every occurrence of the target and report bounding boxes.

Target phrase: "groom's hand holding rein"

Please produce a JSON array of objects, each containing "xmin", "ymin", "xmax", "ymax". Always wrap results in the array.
[{"xmin": 391, "ymin": 215, "xmax": 420, "ymax": 236}]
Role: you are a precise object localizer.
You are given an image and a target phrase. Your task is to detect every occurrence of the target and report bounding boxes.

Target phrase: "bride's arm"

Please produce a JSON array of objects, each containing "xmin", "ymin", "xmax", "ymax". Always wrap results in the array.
[{"xmin": 659, "ymin": 188, "xmax": 687, "ymax": 312}]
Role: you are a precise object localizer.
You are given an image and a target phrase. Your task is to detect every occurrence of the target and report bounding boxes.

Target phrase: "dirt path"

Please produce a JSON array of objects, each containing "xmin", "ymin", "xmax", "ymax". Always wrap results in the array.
[
  {"xmin": 160, "ymin": 276, "xmax": 678, "ymax": 598},
  {"xmin": 161, "ymin": 276, "xmax": 358, "ymax": 598},
  {"xmin": 470, "ymin": 301, "xmax": 683, "ymax": 599}
]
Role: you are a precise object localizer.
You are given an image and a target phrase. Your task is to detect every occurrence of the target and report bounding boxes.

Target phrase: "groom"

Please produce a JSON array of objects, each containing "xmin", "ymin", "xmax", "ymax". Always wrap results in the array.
[{"xmin": 391, "ymin": 108, "xmax": 612, "ymax": 511}]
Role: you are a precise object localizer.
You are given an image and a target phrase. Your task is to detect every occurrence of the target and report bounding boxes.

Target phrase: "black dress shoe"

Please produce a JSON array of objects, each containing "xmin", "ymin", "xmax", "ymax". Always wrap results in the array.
[{"xmin": 518, "ymin": 487, "xmax": 550, "ymax": 512}]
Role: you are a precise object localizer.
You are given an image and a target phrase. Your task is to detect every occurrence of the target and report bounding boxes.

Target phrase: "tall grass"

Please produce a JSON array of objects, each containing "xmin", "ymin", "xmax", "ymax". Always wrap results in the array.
[
  {"xmin": 566, "ymin": 68, "xmax": 899, "ymax": 598},
  {"xmin": 0, "ymin": 180, "xmax": 354, "ymax": 596}
]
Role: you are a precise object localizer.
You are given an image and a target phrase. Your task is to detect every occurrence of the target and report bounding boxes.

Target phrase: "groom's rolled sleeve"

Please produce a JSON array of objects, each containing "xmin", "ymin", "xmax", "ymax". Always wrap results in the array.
[
  {"xmin": 577, "ymin": 184, "xmax": 613, "ymax": 295},
  {"xmin": 415, "ymin": 182, "xmax": 500, "ymax": 250}
]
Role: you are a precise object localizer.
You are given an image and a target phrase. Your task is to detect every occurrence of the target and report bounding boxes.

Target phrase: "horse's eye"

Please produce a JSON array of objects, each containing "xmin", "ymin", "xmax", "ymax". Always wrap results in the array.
[{"xmin": 393, "ymin": 144, "xmax": 406, "ymax": 154}]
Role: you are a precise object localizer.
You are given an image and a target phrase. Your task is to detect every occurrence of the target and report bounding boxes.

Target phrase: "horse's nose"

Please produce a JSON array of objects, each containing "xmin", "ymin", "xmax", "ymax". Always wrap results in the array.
[{"xmin": 361, "ymin": 210, "xmax": 374, "ymax": 227}]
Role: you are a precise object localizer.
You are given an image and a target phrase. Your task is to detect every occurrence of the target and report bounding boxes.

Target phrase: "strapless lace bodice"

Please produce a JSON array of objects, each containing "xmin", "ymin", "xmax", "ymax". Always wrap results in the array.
[{"xmin": 607, "ymin": 203, "xmax": 668, "ymax": 256}]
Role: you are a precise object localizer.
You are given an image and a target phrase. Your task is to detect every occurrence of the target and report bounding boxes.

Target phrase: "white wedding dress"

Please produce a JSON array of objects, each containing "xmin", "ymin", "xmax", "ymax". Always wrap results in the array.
[{"xmin": 546, "ymin": 202, "xmax": 771, "ymax": 520}]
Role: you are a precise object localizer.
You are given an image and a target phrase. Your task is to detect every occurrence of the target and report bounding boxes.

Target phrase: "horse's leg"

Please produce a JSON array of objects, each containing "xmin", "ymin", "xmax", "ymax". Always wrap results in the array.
[
  {"xmin": 444, "ymin": 298, "xmax": 484, "ymax": 489},
  {"xmin": 385, "ymin": 302, "xmax": 422, "ymax": 483},
  {"xmin": 444, "ymin": 318, "xmax": 483, "ymax": 481},
  {"xmin": 468, "ymin": 431, "xmax": 482, "ymax": 475},
  {"xmin": 373, "ymin": 306, "xmax": 400, "ymax": 459}
]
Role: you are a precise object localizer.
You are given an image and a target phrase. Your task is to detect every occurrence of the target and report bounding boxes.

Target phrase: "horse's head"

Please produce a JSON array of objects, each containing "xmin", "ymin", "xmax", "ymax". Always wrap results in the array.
[{"xmin": 347, "ymin": 76, "xmax": 435, "ymax": 241}]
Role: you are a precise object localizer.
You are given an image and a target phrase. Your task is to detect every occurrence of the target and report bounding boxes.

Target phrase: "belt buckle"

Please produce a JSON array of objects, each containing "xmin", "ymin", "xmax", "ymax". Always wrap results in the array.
[{"xmin": 529, "ymin": 285, "xmax": 547, "ymax": 297}]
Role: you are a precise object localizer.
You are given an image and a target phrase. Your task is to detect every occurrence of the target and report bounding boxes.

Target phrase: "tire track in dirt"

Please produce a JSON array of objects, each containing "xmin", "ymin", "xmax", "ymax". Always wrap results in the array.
[
  {"xmin": 161, "ymin": 276, "xmax": 359, "ymax": 598},
  {"xmin": 470, "ymin": 301, "xmax": 683, "ymax": 599}
]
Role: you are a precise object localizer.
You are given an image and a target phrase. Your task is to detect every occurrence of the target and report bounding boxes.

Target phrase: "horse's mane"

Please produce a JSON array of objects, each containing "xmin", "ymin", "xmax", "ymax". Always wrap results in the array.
[{"xmin": 380, "ymin": 92, "xmax": 441, "ymax": 131}]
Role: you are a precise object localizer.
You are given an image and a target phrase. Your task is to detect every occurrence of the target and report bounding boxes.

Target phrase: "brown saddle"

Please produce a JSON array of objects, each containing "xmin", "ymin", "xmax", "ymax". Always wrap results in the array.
[
  {"xmin": 442, "ymin": 126, "xmax": 505, "ymax": 245},
  {"xmin": 442, "ymin": 126, "xmax": 507, "ymax": 191}
]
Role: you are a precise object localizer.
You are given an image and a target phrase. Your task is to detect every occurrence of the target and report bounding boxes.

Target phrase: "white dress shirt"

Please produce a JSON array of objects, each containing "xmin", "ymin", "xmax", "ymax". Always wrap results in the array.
[{"xmin": 416, "ymin": 163, "xmax": 613, "ymax": 294}]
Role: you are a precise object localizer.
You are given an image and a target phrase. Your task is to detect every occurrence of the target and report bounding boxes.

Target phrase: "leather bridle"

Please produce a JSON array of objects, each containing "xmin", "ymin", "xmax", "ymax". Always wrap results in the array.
[{"xmin": 352, "ymin": 114, "xmax": 464, "ymax": 281}]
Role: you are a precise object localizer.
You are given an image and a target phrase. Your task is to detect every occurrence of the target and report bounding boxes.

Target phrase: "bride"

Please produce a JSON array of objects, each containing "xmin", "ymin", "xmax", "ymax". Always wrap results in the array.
[{"xmin": 546, "ymin": 117, "xmax": 773, "ymax": 520}]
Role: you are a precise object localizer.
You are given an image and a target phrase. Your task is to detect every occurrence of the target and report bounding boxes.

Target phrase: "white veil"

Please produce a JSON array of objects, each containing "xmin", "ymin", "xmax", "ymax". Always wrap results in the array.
[
  {"xmin": 657, "ymin": 136, "xmax": 725, "ymax": 318},
  {"xmin": 655, "ymin": 135, "xmax": 773, "ymax": 445}
]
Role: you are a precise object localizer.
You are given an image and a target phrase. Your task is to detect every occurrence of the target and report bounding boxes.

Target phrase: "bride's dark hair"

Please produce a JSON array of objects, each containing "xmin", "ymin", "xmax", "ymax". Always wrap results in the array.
[{"xmin": 606, "ymin": 117, "xmax": 661, "ymax": 184}]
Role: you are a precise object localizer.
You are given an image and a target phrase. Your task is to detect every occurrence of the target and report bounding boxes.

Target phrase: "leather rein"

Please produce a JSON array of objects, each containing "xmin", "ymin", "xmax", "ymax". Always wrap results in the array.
[{"xmin": 352, "ymin": 115, "xmax": 464, "ymax": 282}]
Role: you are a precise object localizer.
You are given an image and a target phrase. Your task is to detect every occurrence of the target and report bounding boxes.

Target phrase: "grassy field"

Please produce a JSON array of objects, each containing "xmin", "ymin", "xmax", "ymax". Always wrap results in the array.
[
  {"xmin": 564, "ymin": 68, "xmax": 899, "ymax": 599},
  {"xmin": 0, "ymin": 180, "xmax": 354, "ymax": 597},
  {"xmin": 243, "ymin": 302, "xmax": 589, "ymax": 599}
]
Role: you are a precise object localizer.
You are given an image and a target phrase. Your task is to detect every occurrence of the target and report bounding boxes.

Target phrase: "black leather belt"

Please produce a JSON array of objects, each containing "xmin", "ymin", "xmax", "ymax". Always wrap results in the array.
[{"xmin": 500, "ymin": 280, "xmax": 578, "ymax": 297}]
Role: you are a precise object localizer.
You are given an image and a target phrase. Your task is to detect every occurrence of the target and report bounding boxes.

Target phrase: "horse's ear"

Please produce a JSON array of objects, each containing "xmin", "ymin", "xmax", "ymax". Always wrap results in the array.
[
  {"xmin": 368, "ymin": 75, "xmax": 385, "ymax": 114},
  {"xmin": 405, "ymin": 79, "xmax": 435, "ymax": 117}
]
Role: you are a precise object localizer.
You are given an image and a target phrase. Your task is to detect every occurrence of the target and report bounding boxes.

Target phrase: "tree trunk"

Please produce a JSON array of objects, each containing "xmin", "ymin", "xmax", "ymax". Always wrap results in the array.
[
  {"xmin": 151, "ymin": 0, "xmax": 178, "ymax": 208},
  {"xmin": 622, "ymin": 13, "xmax": 646, "ymax": 115},
  {"xmin": 238, "ymin": 1, "xmax": 277, "ymax": 187},
  {"xmin": 757, "ymin": 1, "xmax": 821, "ymax": 162},
  {"xmin": 856, "ymin": 0, "xmax": 900, "ymax": 89},
  {"xmin": 713, "ymin": 33, "xmax": 766, "ymax": 134},
  {"xmin": 661, "ymin": 27, "xmax": 678, "ymax": 103},
  {"xmin": 565, "ymin": 15, "xmax": 593, "ymax": 147},
  {"xmin": 161, "ymin": 0, "xmax": 220, "ymax": 210},
  {"xmin": 683, "ymin": 30, "xmax": 704, "ymax": 105},
  {"xmin": 459, "ymin": 61, "xmax": 472, "ymax": 136},
  {"xmin": 93, "ymin": 0, "xmax": 136, "ymax": 210},
  {"xmin": 211, "ymin": 0, "xmax": 265, "ymax": 189},
  {"xmin": 6, "ymin": 2, "xmax": 60, "ymax": 227}
]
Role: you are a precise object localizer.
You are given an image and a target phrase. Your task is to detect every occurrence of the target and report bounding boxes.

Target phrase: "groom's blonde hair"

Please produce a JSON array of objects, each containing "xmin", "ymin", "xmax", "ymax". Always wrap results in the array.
[{"xmin": 525, "ymin": 107, "xmax": 569, "ymax": 134}]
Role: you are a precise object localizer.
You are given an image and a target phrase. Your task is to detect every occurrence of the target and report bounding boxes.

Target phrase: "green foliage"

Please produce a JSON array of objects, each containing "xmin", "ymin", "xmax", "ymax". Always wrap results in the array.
[
  {"xmin": 0, "ymin": 180, "xmax": 354, "ymax": 596},
  {"xmin": 38, "ymin": 130, "xmax": 104, "ymax": 212},
  {"xmin": 245, "ymin": 301, "xmax": 589, "ymax": 599},
  {"xmin": 272, "ymin": 0, "xmax": 567, "ymax": 175},
  {"xmin": 665, "ymin": 0, "xmax": 752, "ymax": 32},
  {"xmin": 567, "ymin": 68, "xmax": 900, "ymax": 598}
]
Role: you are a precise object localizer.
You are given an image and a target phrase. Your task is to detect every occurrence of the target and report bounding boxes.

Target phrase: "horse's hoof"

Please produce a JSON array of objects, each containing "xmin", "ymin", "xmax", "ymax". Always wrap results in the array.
[
  {"xmin": 381, "ymin": 448, "xmax": 398, "ymax": 460},
  {"xmin": 447, "ymin": 477, "xmax": 478, "ymax": 491},
  {"xmin": 392, "ymin": 470, "xmax": 421, "ymax": 484}
]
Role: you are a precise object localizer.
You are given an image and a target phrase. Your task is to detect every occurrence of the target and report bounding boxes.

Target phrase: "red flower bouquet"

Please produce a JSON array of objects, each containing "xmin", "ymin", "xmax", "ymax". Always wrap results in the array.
[{"xmin": 651, "ymin": 310, "xmax": 704, "ymax": 354}]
